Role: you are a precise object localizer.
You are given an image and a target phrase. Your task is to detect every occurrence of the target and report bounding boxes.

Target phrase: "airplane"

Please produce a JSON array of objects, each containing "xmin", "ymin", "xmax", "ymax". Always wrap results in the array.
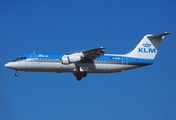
[{"xmin": 4, "ymin": 32, "xmax": 170, "ymax": 81}]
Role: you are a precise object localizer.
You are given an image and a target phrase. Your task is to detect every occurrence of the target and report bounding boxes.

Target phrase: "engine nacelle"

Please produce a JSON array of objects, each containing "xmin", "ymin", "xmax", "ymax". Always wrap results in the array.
[
  {"xmin": 61, "ymin": 57, "xmax": 69, "ymax": 64},
  {"xmin": 69, "ymin": 56, "xmax": 81, "ymax": 62},
  {"xmin": 61, "ymin": 55, "xmax": 82, "ymax": 64}
]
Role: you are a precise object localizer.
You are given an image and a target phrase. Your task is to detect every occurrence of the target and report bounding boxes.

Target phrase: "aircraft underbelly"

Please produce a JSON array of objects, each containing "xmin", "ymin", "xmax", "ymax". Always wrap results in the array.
[
  {"xmin": 19, "ymin": 61, "xmax": 138, "ymax": 73},
  {"xmin": 20, "ymin": 62, "xmax": 75, "ymax": 72},
  {"xmin": 89, "ymin": 64, "xmax": 138, "ymax": 73}
]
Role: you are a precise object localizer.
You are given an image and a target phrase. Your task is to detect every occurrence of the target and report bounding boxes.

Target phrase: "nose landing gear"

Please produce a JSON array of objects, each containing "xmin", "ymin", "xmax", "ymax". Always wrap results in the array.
[{"xmin": 15, "ymin": 71, "xmax": 19, "ymax": 76}]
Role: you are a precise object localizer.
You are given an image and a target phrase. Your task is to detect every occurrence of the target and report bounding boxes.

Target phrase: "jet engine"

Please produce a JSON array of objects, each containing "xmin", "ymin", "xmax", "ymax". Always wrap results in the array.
[{"xmin": 61, "ymin": 55, "xmax": 82, "ymax": 64}]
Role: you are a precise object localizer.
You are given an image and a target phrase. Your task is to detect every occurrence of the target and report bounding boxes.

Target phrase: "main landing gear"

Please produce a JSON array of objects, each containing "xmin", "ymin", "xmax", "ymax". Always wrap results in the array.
[
  {"xmin": 74, "ymin": 72, "xmax": 87, "ymax": 81},
  {"xmin": 15, "ymin": 71, "xmax": 19, "ymax": 76}
]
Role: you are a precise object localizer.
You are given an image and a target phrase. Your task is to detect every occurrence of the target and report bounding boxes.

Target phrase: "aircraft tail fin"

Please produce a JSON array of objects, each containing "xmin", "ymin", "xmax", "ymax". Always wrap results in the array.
[{"xmin": 128, "ymin": 32, "xmax": 170, "ymax": 59}]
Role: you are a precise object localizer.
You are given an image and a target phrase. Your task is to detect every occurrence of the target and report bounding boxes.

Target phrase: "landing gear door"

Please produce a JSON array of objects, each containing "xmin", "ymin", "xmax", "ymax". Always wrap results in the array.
[
  {"xmin": 80, "ymin": 66, "xmax": 89, "ymax": 72},
  {"xmin": 30, "ymin": 54, "xmax": 36, "ymax": 64}
]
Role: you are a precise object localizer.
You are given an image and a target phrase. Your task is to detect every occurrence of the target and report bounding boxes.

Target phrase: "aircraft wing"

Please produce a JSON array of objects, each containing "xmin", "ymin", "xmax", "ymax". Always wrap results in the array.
[{"xmin": 68, "ymin": 47, "xmax": 106, "ymax": 59}]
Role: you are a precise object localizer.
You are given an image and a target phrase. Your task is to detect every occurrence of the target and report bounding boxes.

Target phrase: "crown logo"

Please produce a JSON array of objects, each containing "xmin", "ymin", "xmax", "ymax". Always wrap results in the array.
[{"xmin": 143, "ymin": 42, "xmax": 151, "ymax": 47}]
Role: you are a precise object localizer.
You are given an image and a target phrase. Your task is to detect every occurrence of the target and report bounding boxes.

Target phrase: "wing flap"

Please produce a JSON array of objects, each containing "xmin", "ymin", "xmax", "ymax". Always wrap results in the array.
[
  {"xmin": 66, "ymin": 47, "xmax": 106, "ymax": 60},
  {"xmin": 82, "ymin": 47, "xmax": 105, "ymax": 59}
]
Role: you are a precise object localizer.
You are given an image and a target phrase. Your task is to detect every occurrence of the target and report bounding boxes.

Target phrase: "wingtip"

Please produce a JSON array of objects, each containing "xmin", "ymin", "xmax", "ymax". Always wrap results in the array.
[
  {"xmin": 164, "ymin": 32, "xmax": 171, "ymax": 35},
  {"xmin": 100, "ymin": 46, "xmax": 106, "ymax": 49},
  {"xmin": 162, "ymin": 32, "xmax": 171, "ymax": 37}
]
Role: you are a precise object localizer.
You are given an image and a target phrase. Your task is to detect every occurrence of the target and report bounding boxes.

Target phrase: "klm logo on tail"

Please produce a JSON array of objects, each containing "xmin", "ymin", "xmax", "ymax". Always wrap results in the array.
[{"xmin": 138, "ymin": 42, "xmax": 156, "ymax": 53}]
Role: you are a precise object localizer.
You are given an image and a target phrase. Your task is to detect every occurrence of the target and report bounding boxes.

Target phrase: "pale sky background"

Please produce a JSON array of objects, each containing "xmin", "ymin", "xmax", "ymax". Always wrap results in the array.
[{"xmin": 1, "ymin": 0, "xmax": 176, "ymax": 120}]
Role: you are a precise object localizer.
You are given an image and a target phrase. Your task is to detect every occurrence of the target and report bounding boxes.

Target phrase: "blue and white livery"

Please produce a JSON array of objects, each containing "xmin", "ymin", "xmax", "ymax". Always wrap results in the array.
[{"xmin": 5, "ymin": 32, "xmax": 170, "ymax": 81}]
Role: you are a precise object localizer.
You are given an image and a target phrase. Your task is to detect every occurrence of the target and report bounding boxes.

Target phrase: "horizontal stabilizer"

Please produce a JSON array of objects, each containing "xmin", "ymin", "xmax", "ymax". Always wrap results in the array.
[{"xmin": 147, "ymin": 32, "xmax": 171, "ymax": 38}]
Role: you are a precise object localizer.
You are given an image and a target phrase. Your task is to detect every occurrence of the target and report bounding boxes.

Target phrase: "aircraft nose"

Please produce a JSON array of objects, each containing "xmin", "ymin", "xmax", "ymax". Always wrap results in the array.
[
  {"xmin": 4, "ymin": 62, "xmax": 19, "ymax": 69},
  {"xmin": 5, "ymin": 62, "xmax": 10, "ymax": 68},
  {"xmin": 4, "ymin": 62, "xmax": 15, "ymax": 68}
]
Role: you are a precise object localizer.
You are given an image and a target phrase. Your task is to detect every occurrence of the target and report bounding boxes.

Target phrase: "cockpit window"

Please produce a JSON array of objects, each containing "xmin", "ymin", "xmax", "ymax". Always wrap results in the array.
[
  {"xmin": 20, "ymin": 57, "xmax": 26, "ymax": 60},
  {"xmin": 12, "ymin": 56, "xmax": 26, "ymax": 61},
  {"xmin": 16, "ymin": 57, "xmax": 20, "ymax": 60}
]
